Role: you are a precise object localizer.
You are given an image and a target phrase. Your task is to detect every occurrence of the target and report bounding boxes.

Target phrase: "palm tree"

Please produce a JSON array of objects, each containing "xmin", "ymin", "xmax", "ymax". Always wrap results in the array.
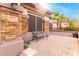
[
  {"xmin": 50, "ymin": 11, "xmax": 60, "ymax": 29},
  {"xmin": 59, "ymin": 14, "xmax": 67, "ymax": 29},
  {"xmin": 50, "ymin": 11, "xmax": 59, "ymax": 20},
  {"xmin": 50, "ymin": 11, "xmax": 67, "ymax": 30}
]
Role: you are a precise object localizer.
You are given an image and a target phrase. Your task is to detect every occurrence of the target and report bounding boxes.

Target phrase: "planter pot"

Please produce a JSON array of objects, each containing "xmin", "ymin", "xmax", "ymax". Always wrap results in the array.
[
  {"xmin": 78, "ymin": 32, "xmax": 79, "ymax": 38},
  {"xmin": 73, "ymin": 32, "xmax": 78, "ymax": 38}
]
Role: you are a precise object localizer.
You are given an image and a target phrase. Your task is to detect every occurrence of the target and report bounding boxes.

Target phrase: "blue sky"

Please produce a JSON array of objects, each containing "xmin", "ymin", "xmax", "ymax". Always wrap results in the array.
[{"xmin": 48, "ymin": 3, "xmax": 79, "ymax": 19}]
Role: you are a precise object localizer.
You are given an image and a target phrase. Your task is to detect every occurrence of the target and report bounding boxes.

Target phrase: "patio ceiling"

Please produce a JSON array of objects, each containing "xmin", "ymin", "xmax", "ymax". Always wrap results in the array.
[{"xmin": 21, "ymin": 3, "xmax": 53, "ymax": 17}]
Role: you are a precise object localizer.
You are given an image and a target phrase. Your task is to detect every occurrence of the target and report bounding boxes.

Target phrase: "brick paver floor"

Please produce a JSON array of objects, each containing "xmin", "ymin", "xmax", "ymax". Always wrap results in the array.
[{"xmin": 28, "ymin": 32, "xmax": 79, "ymax": 56}]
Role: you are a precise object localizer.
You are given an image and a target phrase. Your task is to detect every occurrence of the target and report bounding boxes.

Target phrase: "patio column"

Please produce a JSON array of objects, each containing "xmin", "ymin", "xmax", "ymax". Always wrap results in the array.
[{"xmin": 35, "ymin": 16, "xmax": 37, "ymax": 31}]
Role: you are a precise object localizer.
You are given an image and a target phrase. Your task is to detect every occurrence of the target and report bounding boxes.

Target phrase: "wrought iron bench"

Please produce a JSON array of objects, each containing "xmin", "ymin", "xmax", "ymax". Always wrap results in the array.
[{"xmin": 32, "ymin": 31, "xmax": 48, "ymax": 41}]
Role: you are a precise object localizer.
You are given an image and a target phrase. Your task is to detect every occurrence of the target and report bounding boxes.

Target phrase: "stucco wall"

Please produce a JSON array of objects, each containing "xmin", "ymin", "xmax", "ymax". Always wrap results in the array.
[
  {"xmin": 61, "ymin": 22, "xmax": 69, "ymax": 28},
  {"xmin": 0, "ymin": 3, "xmax": 11, "ymax": 7},
  {"xmin": 0, "ymin": 3, "xmax": 29, "ymax": 16}
]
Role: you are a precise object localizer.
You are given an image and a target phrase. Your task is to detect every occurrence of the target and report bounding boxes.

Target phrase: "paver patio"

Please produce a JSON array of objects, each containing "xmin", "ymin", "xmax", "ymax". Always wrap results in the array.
[{"xmin": 28, "ymin": 32, "xmax": 79, "ymax": 56}]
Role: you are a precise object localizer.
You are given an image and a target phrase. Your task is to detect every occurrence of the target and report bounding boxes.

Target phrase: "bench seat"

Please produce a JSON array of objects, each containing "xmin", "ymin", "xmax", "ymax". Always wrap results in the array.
[{"xmin": 32, "ymin": 31, "xmax": 49, "ymax": 40}]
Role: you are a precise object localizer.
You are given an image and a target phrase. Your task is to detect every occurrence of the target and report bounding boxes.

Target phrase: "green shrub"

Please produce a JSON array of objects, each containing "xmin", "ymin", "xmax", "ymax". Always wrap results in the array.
[{"xmin": 63, "ymin": 26, "xmax": 79, "ymax": 31}]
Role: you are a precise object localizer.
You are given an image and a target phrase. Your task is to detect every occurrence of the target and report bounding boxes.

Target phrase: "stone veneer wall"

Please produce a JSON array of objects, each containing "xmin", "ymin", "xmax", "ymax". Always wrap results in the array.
[
  {"xmin": 43, "ymin": 21, "xmax": 49, "ymax": 32},
  {"xmin": 0, "ymin": 6, "xmax": 28, "ymax": 41}
]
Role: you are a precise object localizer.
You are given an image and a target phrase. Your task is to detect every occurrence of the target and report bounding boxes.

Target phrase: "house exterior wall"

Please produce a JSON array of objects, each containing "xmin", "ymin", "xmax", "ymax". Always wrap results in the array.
[
  {"xmin": 0, "ymin": 3, "xmax": 28, "ymax": 41},
  {"xmin": 61, "ymin": 22, "xmax": 69, "ymax": 28},
  {"xmin": 52, "ymin": 20, "xmax": 57, "ymax": 30},
  {"xmin": 52, "ymin": 20, "xmax": 70, "ymax": 30},
  {"xmin": 0, "ymin": 3, "xmax": 11, "ymax": 7},
  {"xmin": 53, "ymin": 23, "xmax": 57, "ymax": 30},
  {"xmin": 0, "ymin": 3, "xmax": 51, "ymax": 42},
  {"xmin": 21, "ymin": 3, "xmax": 50, "ymax": 32},
  {"xmin": 43, "ymin": 16, "xmax": 50, "ymax": 32},
  {"xmin": 49, "ymin": 20, "xmax": 53, "ymax": 31}
]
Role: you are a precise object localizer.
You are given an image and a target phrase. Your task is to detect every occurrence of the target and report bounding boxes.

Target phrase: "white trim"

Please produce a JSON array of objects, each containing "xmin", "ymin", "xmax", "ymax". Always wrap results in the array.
[{"xmin": 28, "ymin": 10, "xmax": 44, "ymax": 18}]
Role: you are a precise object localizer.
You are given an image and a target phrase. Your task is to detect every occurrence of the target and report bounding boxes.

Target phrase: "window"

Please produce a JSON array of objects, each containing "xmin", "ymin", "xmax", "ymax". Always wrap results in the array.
[
  {"xmin": 37, "ymin": 17, "xmax": 42, "ymax": 31},
  {"xmin": 28, "ymin": 14, "xmax": 43, "ymax": 32},
  {"xmin": 28, "ymin": 14, "xmax": 36, "ymax": 32}
]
